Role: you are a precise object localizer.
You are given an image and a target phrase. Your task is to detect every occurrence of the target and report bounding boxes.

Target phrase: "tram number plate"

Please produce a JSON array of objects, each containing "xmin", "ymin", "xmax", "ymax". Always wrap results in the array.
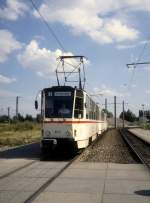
[
  {"xmin": 54, "ymin": 92, "xmax": 71, "ymax": 96},
  {"xmin": 48, "ymin": 92, "xmax": 52, "ymax": 96}
]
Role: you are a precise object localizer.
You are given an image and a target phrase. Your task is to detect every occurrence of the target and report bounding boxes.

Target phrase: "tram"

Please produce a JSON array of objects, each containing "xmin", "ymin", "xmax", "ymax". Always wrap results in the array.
[{"xmin": 35, "ymin": 56, "xmax": 107, "ymax": 152}]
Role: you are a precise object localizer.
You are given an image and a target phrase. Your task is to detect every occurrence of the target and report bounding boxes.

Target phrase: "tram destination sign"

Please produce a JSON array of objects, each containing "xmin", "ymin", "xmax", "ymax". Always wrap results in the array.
[{"xmin": 54, "ymin": 92, "xmax": 71, "ymax": 96}]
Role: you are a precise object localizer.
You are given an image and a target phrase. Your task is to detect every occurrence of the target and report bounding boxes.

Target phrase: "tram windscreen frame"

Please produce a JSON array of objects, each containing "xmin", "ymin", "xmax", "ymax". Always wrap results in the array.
[{"xmin": 44, "ymin": 90, "xmax": 74, "ymax": 118}]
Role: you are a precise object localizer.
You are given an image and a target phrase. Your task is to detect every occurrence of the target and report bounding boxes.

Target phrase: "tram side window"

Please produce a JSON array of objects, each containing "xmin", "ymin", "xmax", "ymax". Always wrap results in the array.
[
  {"xmin": 101, "ymin": 110, "xmax": 104, "ymax": 121},
  {"xmin": 74, "ymin": 96, "xmax": 83, "ymax": 118},
  {"xmin": 89, "ymin": 99, "xmax": 92, "ymax": 119},
  {"xmin": 86, "ymin": 95, "xmax": 90, "ymax": 119},
  {"xmin": 90, "ymin": 99, "xmax": 95, "ymax": 120},
  {"xmin": 96, "ymin": 106, "xmax": 99, "ymax": 120}
]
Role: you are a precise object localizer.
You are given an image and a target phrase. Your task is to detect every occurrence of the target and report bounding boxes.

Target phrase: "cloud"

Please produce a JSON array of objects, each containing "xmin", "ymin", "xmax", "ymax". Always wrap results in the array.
[
  {"xmin": 145, "ymin": 90, "xmax": 150, "ymax": 94},
  {"xmin": 117, "ymin": 44, "xmax": 136, "ymax": 49},
  {"xmin": 131, "ymin": 84, "xmax": 136, "ymax": 88},
  {"xmin": 0, "ymin": 29, "xmax": 22, "ymax": 63},
  {"xmin": 33, "ymin": 0, "xmax": 141, "ymax": 44},
  {"xmin": 143, "ymin": 65, "xmax": 150, "ymax": 70},
  {"xmin": 93, "ymin": 84, "xmax": 130, "ymax": 97},
  {"xmin": 116, "ymin": 39, "xmax": 150, "ymax": 50},
  {"xmin": 0, "ymin": 0, "xmax": 29, "ymax": 21},
  {"xmin": 104, "ymin": 19, "xmax": 138, "ymax": 42},
  {"xmin": 17, "ymin": 40, "xmax": 78, "ymax": 78},
  {"xmin": 0, "ymin": 74, "xmax": 16, "ymax": 84}
]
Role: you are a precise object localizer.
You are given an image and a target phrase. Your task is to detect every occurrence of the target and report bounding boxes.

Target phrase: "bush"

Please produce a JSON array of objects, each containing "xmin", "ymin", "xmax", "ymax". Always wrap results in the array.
[
  {"xmin": 0, "ymin": 115, "xmax": 9, "ymax": 123},
  {"xmin": 140, "ymin": 123, "xmax": 150, "ymax": 130},
  {"xmin": 0, "ymin": 121, "xmax": 40, "ymax": 132}
]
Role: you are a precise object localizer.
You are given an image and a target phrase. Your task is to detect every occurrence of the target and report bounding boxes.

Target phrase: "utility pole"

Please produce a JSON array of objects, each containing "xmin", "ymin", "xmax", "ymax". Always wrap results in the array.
[
  {"xmin": 105, "ymin": 98, "xmax": 107, "ymax": 111},
  {"xmin": 114, "ymin": 96, "xmax": 117, "ymax": 128},
  {"xmin": 16, "ymin": 96, "xmax": 20, "ymax": 119},
  {"xmin": 142, "ymin": 104, "xmax": 145, "ymax": 125},
  {"xmin": 7, "ymin": 107, "xmax": 10, "ymax": 123},
  {"xmin": 103, "ymin": 98, "xmax": 127, "ymax": 128},
  {"xmin": 122, "ymin": 101, "xmax": 125, "ymax": 128}
]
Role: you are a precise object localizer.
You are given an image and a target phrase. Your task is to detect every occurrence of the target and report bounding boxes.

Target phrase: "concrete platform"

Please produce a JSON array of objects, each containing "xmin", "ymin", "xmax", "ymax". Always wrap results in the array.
[
  {"xmin": 33, "ymin": 163, "xmax": 150, "ymax": 203},
  {"xmin": 0, "ymin": 158, "xmax": 34, "ymax": 178},
  {"xmin": 129, "ymin": 128, "xmax": 150, "ymax": 144},
  {"xmin": 0, "ymin": 160, "xmax": 69, "ymax": 203},
  {"xmin": 0, "ymin": 159, "xmax": 150, "ymax": 203}
]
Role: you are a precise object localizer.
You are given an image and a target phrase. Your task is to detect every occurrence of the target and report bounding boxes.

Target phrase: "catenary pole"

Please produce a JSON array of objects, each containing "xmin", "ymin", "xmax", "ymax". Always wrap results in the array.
[
  {"xmin": 122, "ymin": 101, "xmax": 125, "ymax": 128},
  {"xmin": 114, "ymin": 96, "xmax": 117, "ymax": 128}
]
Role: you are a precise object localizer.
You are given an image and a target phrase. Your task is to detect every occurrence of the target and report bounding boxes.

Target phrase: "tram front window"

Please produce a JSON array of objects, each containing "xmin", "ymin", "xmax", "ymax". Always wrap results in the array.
[{"xmin": 45, "ymin": 96, "xmax": 73, "ymax": 118}]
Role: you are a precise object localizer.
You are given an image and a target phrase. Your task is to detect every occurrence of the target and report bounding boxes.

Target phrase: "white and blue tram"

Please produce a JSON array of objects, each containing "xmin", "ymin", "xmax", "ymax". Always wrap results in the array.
[{"xmin": 39, "ymin": 85, "xmax": 107, "ymax": 152}]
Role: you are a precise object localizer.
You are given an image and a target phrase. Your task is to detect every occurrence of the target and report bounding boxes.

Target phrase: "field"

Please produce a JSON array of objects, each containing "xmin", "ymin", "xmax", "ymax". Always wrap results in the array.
[{"xmin": 0, "ymin": 122, "xmax": 41, "ymax": 147}]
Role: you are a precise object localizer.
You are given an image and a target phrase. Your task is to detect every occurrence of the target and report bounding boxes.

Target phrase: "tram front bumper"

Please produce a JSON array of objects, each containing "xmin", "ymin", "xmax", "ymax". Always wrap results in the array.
[
  {"xmin": 41, "ymin": 138, "xmax": 57, "ymax": 149},
  {"xmin": 41, "ymin": 137, "xmax": 77, "ymax": 150}
]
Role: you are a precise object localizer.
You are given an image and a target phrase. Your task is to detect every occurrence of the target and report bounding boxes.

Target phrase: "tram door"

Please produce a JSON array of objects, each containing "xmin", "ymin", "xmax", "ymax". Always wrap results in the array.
[{"xmin": 74, "ymin": 90, "xmax": 84, "ymax": 137}]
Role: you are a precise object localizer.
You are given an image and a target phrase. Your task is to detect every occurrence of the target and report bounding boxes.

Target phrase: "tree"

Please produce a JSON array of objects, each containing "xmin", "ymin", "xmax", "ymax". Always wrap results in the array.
[
  {"xmin": 13, "ymin": 113, "xmax": 24, "ymax": 122},
  {"xmin": 0, "ymin": 115, "xmax": 9, "ymax": 123},
  {"xmin": 120, "ymin": 109, "xmax": 136, "ymax": 122},
  {"xmin": 25, "ymin": 114, "xmax": 33, "ymax": 121},
  {"xmin": 36, "ymin": 114, "xmax": 42, "ymax": 123},
  {"xmin": 102, "ymin": 109, "xmax": 113, "ymax": 118}
]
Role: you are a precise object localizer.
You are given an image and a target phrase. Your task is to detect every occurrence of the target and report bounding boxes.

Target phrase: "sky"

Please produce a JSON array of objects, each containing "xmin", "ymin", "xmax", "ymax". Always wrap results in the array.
[{"xmin": 0, "ymin": 0, "xmax": 150, "ymax": 117}]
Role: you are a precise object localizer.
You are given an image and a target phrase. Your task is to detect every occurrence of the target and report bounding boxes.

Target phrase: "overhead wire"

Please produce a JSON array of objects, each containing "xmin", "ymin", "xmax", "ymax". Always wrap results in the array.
[
  {"xmin": 5, "ymin": 0, "xmax": 88, "ymax": 99},
  {"xmin": 29, "ymin": 0, "xmax": 87, "ymax": 87},
  {"xmin": 127, "ymin": 36, "xmax": 150, "ymax": 90},
  {"xmin": 29, "ymin": 0, "xmax": 66, "ymax": 52}
]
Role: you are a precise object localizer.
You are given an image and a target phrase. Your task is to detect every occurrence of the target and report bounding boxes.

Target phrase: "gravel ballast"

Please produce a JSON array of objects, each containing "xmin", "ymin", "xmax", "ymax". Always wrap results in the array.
[{"xmin": 78, "ymin": 129, "xmax": 138, "ymax": 163}]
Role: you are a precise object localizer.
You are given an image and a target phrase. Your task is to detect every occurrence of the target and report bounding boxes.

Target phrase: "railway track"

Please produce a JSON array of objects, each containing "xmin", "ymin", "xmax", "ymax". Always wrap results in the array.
[
  {"xmin": 0, "ymin": 160, "xmax": 36, "ymax": 180},
  {"xmin": 24, "ymin": 154, "xmax": 79, "ymax": 203},
  {"xmin": 24, "ymin": 133, "xmax": 104, "ymax": 203},
  {"xmin": 0, "ymin": 151, "xmax": 80, "ymax": 203},
  {"xmin": 120, "ymin": 128, "xmax": 150, "ymax": 170}
]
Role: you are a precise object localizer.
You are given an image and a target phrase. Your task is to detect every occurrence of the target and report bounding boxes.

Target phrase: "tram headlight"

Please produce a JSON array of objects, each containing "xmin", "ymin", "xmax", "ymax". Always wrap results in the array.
[{"xmin": 44, "ymin": 130, "xmax": 51, "ymax": 138}]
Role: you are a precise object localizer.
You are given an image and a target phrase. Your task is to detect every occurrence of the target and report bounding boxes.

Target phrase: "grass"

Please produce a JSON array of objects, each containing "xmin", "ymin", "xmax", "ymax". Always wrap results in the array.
[
  {"xmin": 0, "ymin": 122, "xmax": 41, "ymax": 147},
  {"xmin": 139, "ymin": 122, "xmax": 150, "ymax": 130}
]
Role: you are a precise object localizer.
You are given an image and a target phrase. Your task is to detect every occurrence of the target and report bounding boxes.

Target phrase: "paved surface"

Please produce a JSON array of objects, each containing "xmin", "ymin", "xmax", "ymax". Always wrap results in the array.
[
  {"xmin": 0, "ymin": 160, "xmax": 69, "ymax": 203},
  {"xmin": 0, "ymin": 143, "xmax": 150, "ymax": 203},
  {"xmin": 129, "ymin": 128, "xmax": 150, "ymax": 144},
  {"xmin": 33, "ymin": 163, "xmax": 150, "ymax": 203},
  {"xmin": 0, "ymin": 158, "xmax": 150, "ymax": 202},
  {"xmin": 0, "ymin": 143, "xmax": 40, "ymax": 160}
]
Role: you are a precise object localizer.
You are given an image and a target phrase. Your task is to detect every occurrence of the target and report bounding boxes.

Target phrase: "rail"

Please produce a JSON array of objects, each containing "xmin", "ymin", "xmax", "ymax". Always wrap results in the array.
[
  {"xmin": 24, "ymin": 154, "xmax": 80, "ymax": 203},
  {"xmin": 24, "ymin": 130, "xmax": 107, "ymax": 202},
  {"xmin": 0, "ymin": 160, "xmax": 36, "ymax": 180},
  {"xmin": 120, "ymin": 128, "xmax": 150, "ymax": 171}
]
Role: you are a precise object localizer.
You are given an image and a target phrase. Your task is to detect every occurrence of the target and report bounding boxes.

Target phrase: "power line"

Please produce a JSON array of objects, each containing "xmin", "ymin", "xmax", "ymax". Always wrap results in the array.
[
  {"xmin": 30, "ymin": 0, "xmax": 91, "ymax": 90},
  {"xmin": 127, "ymin": 36, "xmax": 150, "ymax": 89},
  {"xmin": 29, "ymin": 0, "xmax": 66, "ymax": 52},
  {"xmin": 137, "ymin": 37, "xmax": 150, "ymax": 63}
]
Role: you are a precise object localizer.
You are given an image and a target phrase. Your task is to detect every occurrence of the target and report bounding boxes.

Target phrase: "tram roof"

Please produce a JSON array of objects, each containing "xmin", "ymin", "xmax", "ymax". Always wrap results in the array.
[{"xmin": 43, "ymin": 86, "xmax": 86, "ymax": 92}]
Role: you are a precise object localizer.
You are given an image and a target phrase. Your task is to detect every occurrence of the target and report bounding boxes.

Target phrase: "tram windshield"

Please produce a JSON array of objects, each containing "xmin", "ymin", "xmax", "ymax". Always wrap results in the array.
[{"xmin": 45, "ymin": 90, "xmax": 74, "ymax": 118}]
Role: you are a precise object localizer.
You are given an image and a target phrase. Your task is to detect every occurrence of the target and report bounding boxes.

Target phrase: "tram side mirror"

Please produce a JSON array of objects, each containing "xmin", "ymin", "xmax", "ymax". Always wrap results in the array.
[
  {"xmin": 85, "ymin": 103, "xmax": 87, "ymax": 108},
  {"xmin": 35, "ymin": 100, "xmax": 38, "ymax": 110}
]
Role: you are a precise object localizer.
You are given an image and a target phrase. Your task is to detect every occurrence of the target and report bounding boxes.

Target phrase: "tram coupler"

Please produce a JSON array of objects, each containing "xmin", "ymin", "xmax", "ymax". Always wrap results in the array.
[{"xmin": 41, "ymin": 138, "xmax": 57, "ymax": 151}]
